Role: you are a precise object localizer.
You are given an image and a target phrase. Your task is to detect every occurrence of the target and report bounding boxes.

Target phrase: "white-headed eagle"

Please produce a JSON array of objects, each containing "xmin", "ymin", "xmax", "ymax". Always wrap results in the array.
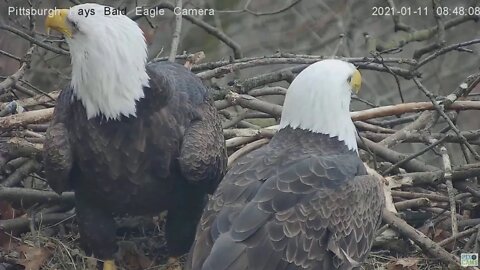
[
  {"xmin": 187, "ymin": 60, "xmax": 385, "ymax": 270},
  {"xmin": 43, "ymin": 4, "xmax": 227, "ymax": 270}
]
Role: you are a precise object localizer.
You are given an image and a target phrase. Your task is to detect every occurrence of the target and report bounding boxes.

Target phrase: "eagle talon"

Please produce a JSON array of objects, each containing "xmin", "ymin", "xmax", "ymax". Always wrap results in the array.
[
  {"xmin": 103, "ymin": 260, "xmax": 116, "ymax": 270},
  {"xmin": 166, "ymin": 257, "xmax": 182, "ymax": 270}
]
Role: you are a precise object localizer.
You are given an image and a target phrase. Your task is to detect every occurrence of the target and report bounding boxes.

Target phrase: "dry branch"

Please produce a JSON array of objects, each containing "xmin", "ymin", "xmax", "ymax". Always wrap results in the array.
[
  {"xmin": 0, "ymin": 46, "xmax": 36, "ymax": 95},
  {"xmin": 0, "ymin": 108, "xmax": 53, "ymax": 131},
  {"xmin": 382, "ymin": 209, "xmax": 462, "ymax": 268}
]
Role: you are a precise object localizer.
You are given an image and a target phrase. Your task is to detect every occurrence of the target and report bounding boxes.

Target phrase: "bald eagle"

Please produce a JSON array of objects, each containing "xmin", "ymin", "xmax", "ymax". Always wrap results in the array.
[
  {"xmin": 43, "ymin": 4, "xmax": 227, "ymax": 270},
  {"xmin": 187, "ymin": 60, "xmax": 385, "ymax": 270}
]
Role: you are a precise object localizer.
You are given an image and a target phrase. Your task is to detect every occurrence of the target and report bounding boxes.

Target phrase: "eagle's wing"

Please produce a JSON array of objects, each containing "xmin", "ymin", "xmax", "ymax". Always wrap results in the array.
[
  {"xmin": 178, "ymin": 103, "xmax": 227, "ymax": 193},
  {"xmin": 187, "ymin": 151, "xmax": 384, "ymax": 270},
  {"xmin": 43, "ymin": 88, "xmax": 74, "ymax": 194},
  {"xmin": 146, "ymin": 62, "xmax": 227, "ymax": 193}
]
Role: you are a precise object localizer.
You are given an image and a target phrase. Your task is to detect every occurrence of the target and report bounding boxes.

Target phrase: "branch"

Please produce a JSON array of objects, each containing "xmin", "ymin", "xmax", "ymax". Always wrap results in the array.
[
  {"xmin": 0, "ymin": 46, "xmax": 35, "ymax": 95},
  {"xmin": 225, "ymin": 92, "xmax": 283, "ymax": 117},
  {"xmin": 228, "ymin": 138, "xmax": 270, "ymax": 168},
  {"xmin": 379, "ymin": 111, "xmax": 436, "ymax": 147},
  {"xmin": 382, "ymin": 209, "xmax": 462, "ymax": 268},
  {"xmin": 413, "ymin": 78, "xmax": 480, "ymax": 159},
  {"xmin": 358, "ymin": 137, "xmax": 439, "ymax": 172},
  {"xmin": 350, "ymin": 101, "xmax": 480, "ymax": 121},
  {"xmin": 441, "ymin": 146, "xmax": 458, "ymax": 236},
  {"xmin": 1, "ymin": 159, "xmax": 42, "ymax": 187},
  {"xmin": 0, "ymin": 187, "xmax": 74, "ymax": 205},
  {"xmin": 0, "ymin": 212, "xmax": 74, "ymax": 232},
  {"xmin": 0, "ymin": 108, "xmax": 53, "ymax": 131},
  {"xmin": 376, "ymin": 14, "xmax": 479, "ymax": 51},
  {"xmin": 129, "ymin": 3, "xmax": 242, "ymax": 58},
  {"xmin": 0, "ymin": 25, "xmax": 68, "ymax": 55},
  {"xmin": 416, "ymin": 39, "xmax": 480, "ymax": 69},
  {"xmin": 386, "ymin": 0, "xmax": 413, "ymax": 32},
  {"xmin": 168, "ymin": 0, "xmax": 183, "ymax": 62}
]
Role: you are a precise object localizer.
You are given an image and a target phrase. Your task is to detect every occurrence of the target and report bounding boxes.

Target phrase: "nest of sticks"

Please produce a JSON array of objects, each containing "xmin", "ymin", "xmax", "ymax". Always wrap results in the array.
[{"xmin": 1, "ymin": 45, "xmax": 480, "ymax": 269}]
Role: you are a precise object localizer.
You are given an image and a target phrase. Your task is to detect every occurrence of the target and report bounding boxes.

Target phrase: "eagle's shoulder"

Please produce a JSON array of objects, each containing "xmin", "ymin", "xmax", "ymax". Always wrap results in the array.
[
  {"xmin": 145, "ymin": 61, "xmax": 208, "ymax": 104},
  {"xmin": 188, "ymin": 131, "xmax": 384, "ymax": 269}
]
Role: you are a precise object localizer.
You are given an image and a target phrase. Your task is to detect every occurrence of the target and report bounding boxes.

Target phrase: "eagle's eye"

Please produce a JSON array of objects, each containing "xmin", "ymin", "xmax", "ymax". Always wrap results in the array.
[
  {"xmin": 68, "ymin": 18, "xmax": 79, "ymax": 32},
  {"xmin": 347, "ymin": 75, "xmax": 352, "ymax": 83}
]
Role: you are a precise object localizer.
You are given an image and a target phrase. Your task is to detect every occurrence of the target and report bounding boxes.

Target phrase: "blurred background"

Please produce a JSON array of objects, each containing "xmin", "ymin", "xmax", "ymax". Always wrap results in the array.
[
  {"xmin": 1, "ymin": 0, "xmax": 479, "ymax": 164},
  {"xmin": 1, "ymin": 1, "xmax": 480, "ymax": 269}
]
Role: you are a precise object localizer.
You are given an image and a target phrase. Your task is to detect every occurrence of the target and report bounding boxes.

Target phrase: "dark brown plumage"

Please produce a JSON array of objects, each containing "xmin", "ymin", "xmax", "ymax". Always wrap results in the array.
[
  {"xmin": 186, "ymin": 127, "xmax": 384, "ymax": 270},
  {"xmin": 43, "ymin": 62, "xmax": 227, "ymax": 260}
]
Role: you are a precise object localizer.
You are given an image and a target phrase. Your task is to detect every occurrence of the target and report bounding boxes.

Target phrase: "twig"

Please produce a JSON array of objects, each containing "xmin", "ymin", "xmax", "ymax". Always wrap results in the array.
[
  {"xmin": 129, "ymin": 3, "xmax": 243, "ymax": 58},
  {"xmin": 193, "ymin": 54, "xmax": 417, "ymax": 72},
  {"xmin": 350, "ymin": 100, "xmax": 480, "ymax": 121},
  {"xmin": 364, "ymin": 164, "xmax": 396, "ymax": 213},
  {"xmin": 235, "ymin": 69, "xmax": 295, "ymax": 94},
  {"xmin": 363, "ymin": 129, "xmax": 480, "ymax": 144},
  {"xmin": 0, "ymin": 50, "xmax": 22, "ymax": 62},
  {"xmin": 168, "ymin": 0, "xmax": 183, "ymax": 62},
  {"xmin": 0, "ymin": 46, "xmax": 36, "ymax": 95},
  {"xmin": 382, "ymin": 136, "xmax": 446, "ymax": 175},
  {"xmin": 0, "ymin": 212, "xmax": 75, "ymax": 232},
  {"xmin": 358, "ymin": 137, "xmax": 439, "ymax": 172},
  {"xmin": 197, "ymin": 58, "xmax": 416, "ymax": 79},
  {"xmin": 376, "ymin": 14, "xmax": 479, "ymax": 51},
  {"xmin": 443, "ymin": 72, "xmax": 480, "ymax": 107},
  {"xmin": 441, "ymin": 146, "xmax": 458, "ymax": 237},
  {"xmin": 248, "ymin": 86, "xmax": 287, "ymax": 97},
  {"xmin": 379, "ymin": 111, "xmax": 436, "ymax": 147},
  {"xmin": 0, "ymin": 25, "xmax": 68, "ymax": 55},
  {"xmin": 394, "ymin": 198, "xmax": 430, "ymax": 211},
  {"xmin": 0, "ymin": 187, "xmax": 74, "ymax": 205},
  {"xmin": 413, "ymin": 78, "xmax": 480, "ymax": 159},
  {"xmin": 370, "ymin": 52, "xmax": 405, "ymax": 102},
  {"xmin": 415, "ymin": 39, "xmax": 480, "ymax": 69},
  {"xmin": 386, "ymin": 0, "xmax": 413, "ymax": 32},
  {"xmin": 432, "ymin": 0, "xmax": 446, "ymax": 45},
  {"xmin": 382, "ymin": 209, "xmax": 462, "ymax": 267},
  {"xmin": 223, "ymin": 128, "xmax": 276, "ymax": 139},
  {"xmin": 0, "ymin": 108, "xmax": 53, "ymax": 131},
  {"xmin": 225, "ymin": 92, "xmax": 283, "ymax": 117},
  {"xmin": 391, "ymin": 191, "xmax": 450, "ymax": 202},
  {"xmin": 228, "ymin": 138, "xmax": 270, "ymax": 168},
  {"xmin": 439, "ymin": 225, "xmax": 480, "ymax": 247},
  {"xmin": 226, "ymin": 136, "xmax": 258, "ymax": 149},
  {"xmin": 15, "ymin": 90, "xmax": 59, "ymax": 108},
  {"xmin": 1, "ymin": 159, "xmax": 41, "ymax": 187},
  {"xmin": 5, "ymin": 137, "xmax": 43, "ymax": 158},
  {"xmin": 219, "ymin": 0, "xmax": 303, "ymax": 16}
]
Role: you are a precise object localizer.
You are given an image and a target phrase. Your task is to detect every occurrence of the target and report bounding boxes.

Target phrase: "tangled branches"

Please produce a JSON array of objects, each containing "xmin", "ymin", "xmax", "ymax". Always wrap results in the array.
[{"xmin": 1, "ymin": 1, "xmax": 480, "ymax": 269}]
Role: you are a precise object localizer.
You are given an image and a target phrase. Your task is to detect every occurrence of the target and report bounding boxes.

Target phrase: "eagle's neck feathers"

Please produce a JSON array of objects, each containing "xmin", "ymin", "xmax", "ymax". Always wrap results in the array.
[
  {"xmin": 279, "ymin": 61, "xmax": 358, "ymax": 151},
  {"xmin": 67, "ymin": 6, "xmax": 149, "ymax": 121}
]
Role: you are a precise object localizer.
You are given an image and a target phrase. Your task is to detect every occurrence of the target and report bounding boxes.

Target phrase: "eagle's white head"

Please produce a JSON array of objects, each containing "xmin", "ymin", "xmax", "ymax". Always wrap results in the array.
[
  {"xmin": 45, "ymin": 4, "xmax": 149, "ymax": 120},
  {"xmin": 279, "ymin": 59, "xmax": 361, "ymax": 151}
]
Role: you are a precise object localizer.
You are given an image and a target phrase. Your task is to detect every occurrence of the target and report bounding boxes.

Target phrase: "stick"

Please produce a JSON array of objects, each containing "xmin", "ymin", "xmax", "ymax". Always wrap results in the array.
[
  {"xmin": 394, "ymin": 198, "xmax": 431, "ymax": 211},
  {"xmin": 129, "ymin": 3, "xmax": 242, "ymax": 58},
  {"xmin": 1, "ymin": 159, "xmax": 41, "ymax": 187},
  {"xmin": 350, "ymin": 101, "xmax": 480, "ymax": 121},
  {"xmin": 0, "ymin": 46, "xmax": 36, "ymax": 95},
  {"xmin": 358, "ymin": 137, "xmax": 439, "ymax": 172},
  {"xmin": 441, "ymin": 146, "xmax": 458, "ymax": 236},
  {"xmin": 228, "ymin": 138, "xmax": 270, "ymax": 168},
  {"xmin": 0, "ymin": 187, "xmax": 74, "ymax": 205},
  {"xmin": 382, "ymin": 209, "xmax": 462, "ymax": 267},
  {"xmin": 0, "ymin": 213, "xmax": 74, "ymax": 232},
  {"xmin": 168, "ymin": 0, "xmax": 183, "ymax": 62},
  {"xmin": 0, "ymin": 108, "xmax": 53, "ymax": 131}
]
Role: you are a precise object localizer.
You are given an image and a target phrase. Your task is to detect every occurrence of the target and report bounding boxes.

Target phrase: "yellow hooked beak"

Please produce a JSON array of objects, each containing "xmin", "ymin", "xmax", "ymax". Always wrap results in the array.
[
  {"xmin": 45, "ymin": 9, "xmax": 72, "ymax": 37},
  {"xmin": 350, "ymin": 69, "xmax": 362, "ymax": 94}
]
